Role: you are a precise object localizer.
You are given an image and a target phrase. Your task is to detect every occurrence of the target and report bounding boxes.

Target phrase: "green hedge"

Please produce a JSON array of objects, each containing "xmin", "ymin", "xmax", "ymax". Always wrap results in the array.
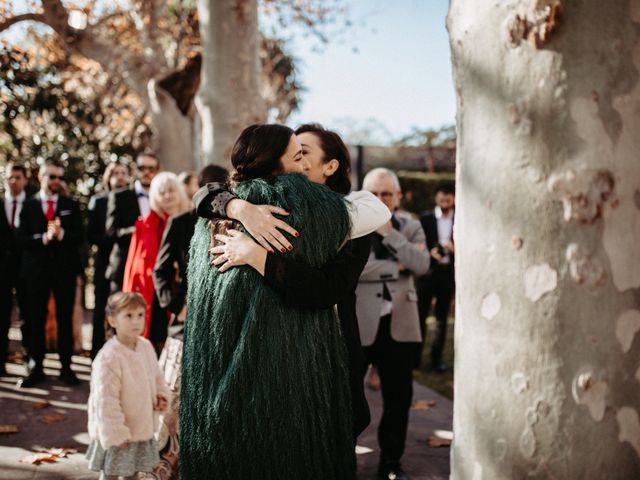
[{"xmin": 397, "ymin": 170, "xmax": 455, "ymax": 214}]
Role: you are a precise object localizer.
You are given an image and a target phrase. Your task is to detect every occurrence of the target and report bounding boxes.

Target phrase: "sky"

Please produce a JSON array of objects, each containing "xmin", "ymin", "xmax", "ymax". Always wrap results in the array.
[
  {"xmin": 2, "ymin": 0, "xmax": 456, "ymax": 145},
  {"xmin": 281, "ymin": 0, "xmax": 456, "ymax": 144}
]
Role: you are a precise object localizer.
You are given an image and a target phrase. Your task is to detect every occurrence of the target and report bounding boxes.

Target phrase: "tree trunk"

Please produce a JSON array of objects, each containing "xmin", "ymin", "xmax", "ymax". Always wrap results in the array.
[
  {"xmin": 197, "ymin": 0, "xmax": 266, "ymax": 168},
  {"xmin": 448, "ymin": 1, "xmax": 640, "ymax": 478},
  {"xmin": 148, "ymin": 80, "xmax": 198, "ymax": 173}
]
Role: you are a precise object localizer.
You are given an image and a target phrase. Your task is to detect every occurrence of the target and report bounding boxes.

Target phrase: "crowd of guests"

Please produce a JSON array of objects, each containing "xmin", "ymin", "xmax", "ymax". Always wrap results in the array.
[{"xmin": 0, "ymin": 123, "xmax": 455, "ymax": 480}]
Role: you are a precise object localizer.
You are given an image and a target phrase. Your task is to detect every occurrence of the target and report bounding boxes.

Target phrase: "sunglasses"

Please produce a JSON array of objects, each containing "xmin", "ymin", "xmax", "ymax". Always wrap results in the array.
[
  {"xmin": 138, "ymin": 165, "xmax": 158, "ymax": 172},
  {"xmin": 370, "ymin": 191, "xmax": 395, "ymax": 199},
  {"xmin": 47, "ymin": 174, "xmax": 64, "ymax": 181}
]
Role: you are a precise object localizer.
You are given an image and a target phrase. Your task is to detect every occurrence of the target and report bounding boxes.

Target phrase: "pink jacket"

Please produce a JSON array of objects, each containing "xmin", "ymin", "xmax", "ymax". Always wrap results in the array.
[{"xmin": 88, "ymin": 337, "xmax": 170, "ymax": 448}]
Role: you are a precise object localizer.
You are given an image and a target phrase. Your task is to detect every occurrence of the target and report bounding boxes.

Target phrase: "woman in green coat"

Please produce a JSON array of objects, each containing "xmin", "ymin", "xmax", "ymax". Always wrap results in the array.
[{"xmin": 180, "ymin": 124, "xmax": 356, "ymax": 479}]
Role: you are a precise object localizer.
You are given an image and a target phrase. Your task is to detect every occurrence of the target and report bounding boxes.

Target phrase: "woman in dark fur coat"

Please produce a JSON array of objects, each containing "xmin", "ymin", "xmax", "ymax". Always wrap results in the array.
[{"xmin": 180, "ymin": 124, "xmax": 356, "ymax": 479}]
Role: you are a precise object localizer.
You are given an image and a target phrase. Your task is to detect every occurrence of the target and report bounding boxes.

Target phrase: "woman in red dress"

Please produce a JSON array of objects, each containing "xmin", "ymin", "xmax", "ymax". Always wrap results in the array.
[{"xmin": 123, "ymin": 172, "xmax": 191, "ymax": 354}]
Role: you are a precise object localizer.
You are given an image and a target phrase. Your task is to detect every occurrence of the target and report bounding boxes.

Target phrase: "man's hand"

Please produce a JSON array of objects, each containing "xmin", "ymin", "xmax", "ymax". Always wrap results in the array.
[
  {"xmin": 226, "ymin": 199, "xmax": 298, "ymax": 253},
  {"xmin": 210, "ymin": 229, "xmax": 268, "ymax": 275},
  {"xmin": 154, "ymin": 394, "xmax": 168, "ymax": 412},
  {"xmin": 444, "ymin": 240, "xmax": 455, "ymax": 253},
  {"xmin": 46, "ymin": 218, "xmax": 62, "ymax": 242},
  {"xmin": 176, "ymin": 305, "xmax": 187, "ymax": 323},
  {"xmin": 430, "ymin": 247, "xmax": 443, "ymax": 262}
]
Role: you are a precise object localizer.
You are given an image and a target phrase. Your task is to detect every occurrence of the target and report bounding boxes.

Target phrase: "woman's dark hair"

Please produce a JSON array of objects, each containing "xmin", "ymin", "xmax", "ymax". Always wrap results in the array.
[
  {"xmin": 231, "ymin": 124, "xmax": 295, "ymax": 183},
  {"xmin": 295, "ymin": 123, "xmax": 351, "ymax": 194}
]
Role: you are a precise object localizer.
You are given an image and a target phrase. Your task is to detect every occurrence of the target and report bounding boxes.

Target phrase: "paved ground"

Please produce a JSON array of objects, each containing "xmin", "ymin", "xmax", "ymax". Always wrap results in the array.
[{"xmin": 0, "ymin": 322, "xmax": 452, "ymax": 479}]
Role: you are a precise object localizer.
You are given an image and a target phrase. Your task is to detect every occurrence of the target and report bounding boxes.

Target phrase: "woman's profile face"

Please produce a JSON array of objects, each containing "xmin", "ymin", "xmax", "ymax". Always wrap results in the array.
[
  {"xmin": 279, "ymin": 134, "xmax": 310, "ymax": 175},
  {"xmin": 298, "ymin": 132, "xmax": 327, "ymax": 185}
]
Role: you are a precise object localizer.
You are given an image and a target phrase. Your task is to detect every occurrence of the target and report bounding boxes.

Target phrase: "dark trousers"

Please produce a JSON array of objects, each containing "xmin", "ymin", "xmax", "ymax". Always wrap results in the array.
[
  {"xmin": 25, "ymin": 272, "xmax": 76, "ymax": 371},
  {"xmin": 0, "ymin": 273, "xmax": 28, "ymax": 364},
  {"xmin": 363, "ymin": 315, "xmax": 419, "ymax": 464},
  {"xmin": 417, "ymin": 265, "xmax": 455, "ymax": 364},
  {"xmin": 0, "ymin": 278, "xmax": 11, "ymax": 365},
  {"xmin": 91, "ymin": 273, "xmax": 109, "ymax": 359}
]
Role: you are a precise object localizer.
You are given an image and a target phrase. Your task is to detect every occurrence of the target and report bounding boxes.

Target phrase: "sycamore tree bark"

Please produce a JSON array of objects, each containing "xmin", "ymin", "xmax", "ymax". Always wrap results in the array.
[
  {"xmin": 0, "ymin": 0, "xmax": 198, "ymax": 173},
  {"xmin": 448, "ymin": 1, "xmax": 640, "ymax": 478},
  {"xmin": 197, "ymin": 0, "xmax": 266, "ymax": 167}
]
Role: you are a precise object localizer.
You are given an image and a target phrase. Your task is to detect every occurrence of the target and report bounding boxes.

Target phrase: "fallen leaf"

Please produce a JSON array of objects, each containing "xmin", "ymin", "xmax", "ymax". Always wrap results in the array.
[
  {"xmin": 32, "ymin": 400, "xmax": 51, "ymax": 409},
  {"xmin": 0, "ymin": 424, "xmax": 19, "ymax": 434},
  {"xmin": 40, "ymin": 414, "xmax": 66, "ymax": 424},
  {"xmin": 8, "ymin": 352, "xmax": 24, "ymax": 363},
  {"xmin": 427, "ymin": 435, "xmax": 452, "ymax": 448},
  {"xmin": 42, "ymin": 447, "xmax": 77, "ymax": 458},
  {"xmin": 19, "ymin": 453, "xmax": 58, "ymax": 465},
  {"xmin": 411, "ymin": 400, "xmax": 436, "ymax": 411}
]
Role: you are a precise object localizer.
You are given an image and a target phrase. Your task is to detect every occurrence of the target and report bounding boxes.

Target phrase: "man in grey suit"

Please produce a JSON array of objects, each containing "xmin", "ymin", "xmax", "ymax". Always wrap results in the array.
[{"xmin": 356, "ymin": 168, "xmax": 430, "ymax": 480}]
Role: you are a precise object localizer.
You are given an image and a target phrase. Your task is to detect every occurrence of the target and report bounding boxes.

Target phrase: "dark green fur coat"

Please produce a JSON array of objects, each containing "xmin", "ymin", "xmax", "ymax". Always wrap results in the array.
[{"xmin": 180, "ymin": 174, "xmax": 356, "ymax": 479}]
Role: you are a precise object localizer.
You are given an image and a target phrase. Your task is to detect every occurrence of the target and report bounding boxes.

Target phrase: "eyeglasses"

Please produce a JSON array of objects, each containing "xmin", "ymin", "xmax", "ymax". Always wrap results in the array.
[
  {"xmin": 47, "ymin": 174, "xmax": 64, "ymax": 181},
  {"xmin": 138, "ymin": 165, "xmax": 158, "ymax": 172},
  {"xmin": 370, "ymin": 191, "xmax": 395, "ymax": 199}
]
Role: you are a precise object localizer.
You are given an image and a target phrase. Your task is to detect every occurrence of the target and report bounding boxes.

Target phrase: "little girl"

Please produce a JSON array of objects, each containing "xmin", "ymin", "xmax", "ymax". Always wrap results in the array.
[{"xmin": 86, "ymin": 292, "xmax": 170, "ymax": 480}]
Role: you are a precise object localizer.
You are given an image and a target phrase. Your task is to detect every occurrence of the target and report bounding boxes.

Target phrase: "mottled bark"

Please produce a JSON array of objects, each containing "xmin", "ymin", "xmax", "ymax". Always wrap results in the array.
[
  {"xmin": 197, "ymin": 0, "xmax": 266, "ymax": 168},
  {"xmin": 448, "ymin": 0, "xmax": 640, "ymax": 478}
]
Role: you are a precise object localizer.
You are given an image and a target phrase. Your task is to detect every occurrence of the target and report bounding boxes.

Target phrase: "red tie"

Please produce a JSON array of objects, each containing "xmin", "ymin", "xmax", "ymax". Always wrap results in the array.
[
  {"xmin": 45, "ymin": 199, "xmax": 56, "ymax": 222},
  {"xmin": 10, "ymin": 199, "xmax": 17, "ymax": 228}
]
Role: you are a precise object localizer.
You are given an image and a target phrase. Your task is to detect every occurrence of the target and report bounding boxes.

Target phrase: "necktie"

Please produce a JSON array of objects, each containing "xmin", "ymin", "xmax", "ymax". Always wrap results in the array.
[
  {"xmin": 45, "ymin": 199, "xmax": 56, "ymax": 221},
  {"xmin": 10, "ymin": 199, "xmax": 17, "ymax": 228}
]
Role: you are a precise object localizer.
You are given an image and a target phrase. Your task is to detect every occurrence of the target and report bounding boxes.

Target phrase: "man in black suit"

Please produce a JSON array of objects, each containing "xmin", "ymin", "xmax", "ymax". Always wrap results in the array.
[
  {"xmin": 153, "ymin": 165, "xmax": 228, "ymax": 325},
  {"xmin": 17, "ymin": 160, "xmax": 83, "ymax": 387},
  {"xmin": 87, "ymin": 161, "xmax": 130, "ymax": 358},
  {"xmin": 105, "ymin": 152, "xmax": 159, "ymax": 292},
  {"xmin": 1, "ymin": 163, "xmax": 29, "ymax": 374},
  {"xmin": 416, "ymin": 183, "xmax": 455, "ymax": 373}
]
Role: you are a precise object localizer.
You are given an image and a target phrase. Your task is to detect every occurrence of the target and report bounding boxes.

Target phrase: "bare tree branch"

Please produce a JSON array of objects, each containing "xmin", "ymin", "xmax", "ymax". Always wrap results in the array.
[{"xmin": 0, "ymin": 13, "xmax": 46, "ymax": 33}]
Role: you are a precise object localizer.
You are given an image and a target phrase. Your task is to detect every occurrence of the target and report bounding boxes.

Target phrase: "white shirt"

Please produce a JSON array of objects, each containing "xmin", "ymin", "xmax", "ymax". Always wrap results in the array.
[
  {"xmin": 39, "ymin": 190, "xmax": 59, "ymax": 216},
  {"xmin": 435, "ymin": 206, "xmax": 454, "ymax": 265},
  {"xmin": 134, "ymin": 180, "xmax": 151, "ymax": 218},
  {"xmin": 4, "ymin": 190, "xmax": 25, "ymax": 228}
]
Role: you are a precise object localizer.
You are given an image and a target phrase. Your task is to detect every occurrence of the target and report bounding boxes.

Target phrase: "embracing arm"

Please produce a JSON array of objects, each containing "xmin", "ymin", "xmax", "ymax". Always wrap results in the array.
[
  {"xmin": 345, "ymin": 190, "xmax": 391, "ymax": 239},
  {"xmin": 193, "ymin": 183, "xmax": 297, "ymax": 253},
  {"xmin": 262, "ymin": 236, "xmax": 371, "ymax": 309}
]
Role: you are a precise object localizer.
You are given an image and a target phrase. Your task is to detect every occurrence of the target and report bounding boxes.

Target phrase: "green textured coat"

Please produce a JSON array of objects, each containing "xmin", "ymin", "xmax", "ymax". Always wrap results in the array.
[{"xmin": 180, "ymin": 174, "xmax": 356, "ymax": 479}]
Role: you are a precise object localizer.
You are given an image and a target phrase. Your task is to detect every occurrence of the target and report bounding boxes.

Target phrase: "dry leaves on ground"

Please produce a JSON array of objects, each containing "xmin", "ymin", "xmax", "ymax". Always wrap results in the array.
[
  {"xmin": 0, "ymin": 424, "xmax": 19, "ymax": 434},
  {"xmin": 19, "ymin": 448, "xmax": 77, "ymax": 465},
  {"xmin": 427, "ymin": 435, "xmax": 452, "ymax": 448},
  {"xmin": 32, "ymin": 400, "xmax": 51, "ymax": 409},
  {"xmin": 39, "ymin": 414, "xmax": 66, "ymax": 424},
  {"xmin": 43, "ymin": 447, "xmax": 77, "ymax": 458},
  {"xmin": 7, "ymin": 352, "xmax": 24, "ymax": 363},
  {"xmin": 411, "ymin": 399, "xmax": 436, "ymax": 411}
]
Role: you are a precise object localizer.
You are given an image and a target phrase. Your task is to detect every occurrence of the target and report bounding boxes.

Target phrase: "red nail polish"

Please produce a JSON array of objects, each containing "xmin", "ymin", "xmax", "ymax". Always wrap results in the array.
[
  {"xmin": 294, "ymin": 232, "xmax": 300, "ymax": 238},
  {"xmin": 287, "ymin": 246, "xmax": 293, "ymax": 251},
  {"xmin": 281, "ymin": 248, "xmax": 286, "ymax": 253}
]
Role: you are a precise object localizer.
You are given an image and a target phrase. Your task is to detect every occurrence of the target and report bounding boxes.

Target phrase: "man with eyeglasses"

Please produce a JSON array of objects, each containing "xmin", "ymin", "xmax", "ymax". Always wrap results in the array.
[
  {"xmin": 356, "ymin": 168, "xmax": 430, "ymax": 480},
  {"xmin": 16, "ymin": 160, "xmax": 83, "ymax": 388},
  {"xmin": 105, "ymin": 152, "xmax": 160, "ymax": 292}
]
